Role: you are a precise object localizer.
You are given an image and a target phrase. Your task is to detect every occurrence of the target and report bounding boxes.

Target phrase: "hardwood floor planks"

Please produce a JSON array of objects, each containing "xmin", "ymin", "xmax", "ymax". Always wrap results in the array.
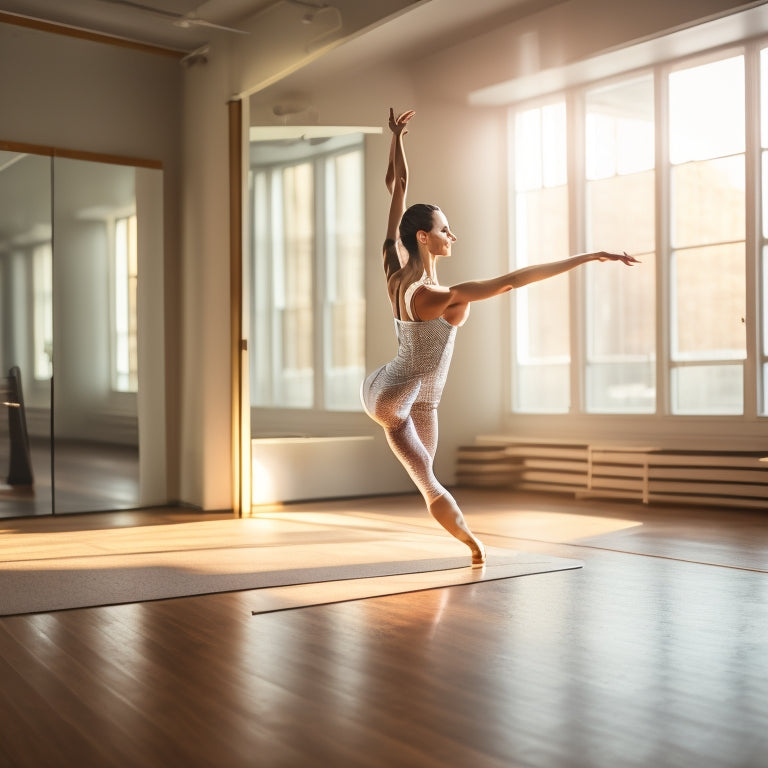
[{"xmin": 0, "ymin": 491, "xmax": 766, "ymax": 767}]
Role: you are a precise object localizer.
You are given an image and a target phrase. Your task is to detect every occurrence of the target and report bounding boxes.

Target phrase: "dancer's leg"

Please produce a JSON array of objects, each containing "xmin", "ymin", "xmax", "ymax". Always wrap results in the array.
[
  {"xmin": 383, "ymin": 418, "xmax": 440, "ymax": 499},
  {"xmin": 384, "ymin": 418, "xmax": 485, "ymax": 564},
  {"xmin": 363, "ymin": 375, "xmax": 484, "ymax": 563},
  {"xmin": 410, "ymin": 402, "xmax": 438, "ymax": 460}
]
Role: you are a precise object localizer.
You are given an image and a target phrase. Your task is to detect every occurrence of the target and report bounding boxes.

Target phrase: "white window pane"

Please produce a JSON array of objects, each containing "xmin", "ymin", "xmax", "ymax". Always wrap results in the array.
[
  {"xmin": 762, "ymin": 151, "xmax": 768, "ymax": 237},
  {"xmin": 32, "ymin": 244, "xmax": 53, "ymax": 380},
  {"xmin": 671, "ymin": 364, "xmax": 743, "ymax": 415},
  {"xmin": 764, "ymin": 246, "xmax": 768, "ymax": 357},
  {"xmin": 515, "ymin": 363, "xmax": 569, "ymax": 413},
  {"xmin": 585, "ymin": 254, "xmax": 656, "ymax": 412},
  {"xmin": 515, "ymin": 190, "xmax": 570, "ymax": 358},
  {"xmin": 586, "ymin": 362, "xmax": 655, "ymax": 413},
  {"xmin": 669, "ymin": 55, "xmax": 744, "ymax": 164},
  {"xmin": 113, "ymin": 215, "xmax": 138, "ymax": 393},
  {"xmin": 251, "ymin": 171, "xmax": 271, "ymax": 406},
  {"xmin": 672, "ymin": 244, "xmax": 746, "ymax": 360},
  {"xmin": 542, "ymin": 103, "xmax": 567, "ymax": 187},
  {"xmin": 514, "ymin": 103, "xmax": 566, "ymax": 191},
  {"xmin": 762, "ymin": 247, "xmax": 768, "ymax": 416},
  {"xmin": 586, "ymin": 76, "xmax": 654, "ymax": 180},
  {"xmin": 763, "ymin": 363, "xmax": 768, "ymax": 415},
  {"xmin": 587, "ymin": 257, "xmax": 656, "ymax": 358},
  {"xmin": 278, "ymin": 163, "xmax": 314, "ymax": 407},
  {"xmin": 279, "ymin": 308, "xmax": 313, "ymax": 407},
  {"xmin": 515, "ymin": 186, "xmax": 569, "ymax": 267},
  {"xmin": 671, "ymin": 156, "xmax": 744, "ymax": 249},
  {"xmin": 588, "ymin": 171, "xmax": 655, "ymax": 255},
  {"xmin": 513, "ymin": 103, "xmax": 569, "ymax": 414},
  {"xmin": 517, "ymin": 279, "xmax": 570, "ymax": 359},
  {"xmin": 515, "ymin": 108, "xmax": 542, "ymax": 190},
  {"xmin": 324, "ymin": 150, "xmax": 365, "ymax": 411}
]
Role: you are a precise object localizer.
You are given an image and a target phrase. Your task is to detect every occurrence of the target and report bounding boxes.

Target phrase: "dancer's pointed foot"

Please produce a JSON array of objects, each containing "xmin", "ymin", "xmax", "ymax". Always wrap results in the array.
[{"xmin": 471, "ymin": 541, "xmax": 486, "ymax": 567}]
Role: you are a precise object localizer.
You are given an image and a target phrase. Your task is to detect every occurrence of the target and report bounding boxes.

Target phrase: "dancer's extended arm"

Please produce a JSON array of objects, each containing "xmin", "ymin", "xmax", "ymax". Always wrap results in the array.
[{"xmin": 414, "ymin": 251, "xmax": 640, "ymax": 320}]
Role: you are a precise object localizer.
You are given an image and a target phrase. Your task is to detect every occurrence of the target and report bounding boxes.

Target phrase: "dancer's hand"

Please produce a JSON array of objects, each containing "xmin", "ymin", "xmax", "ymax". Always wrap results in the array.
[
  {"xmin": 389, "ymin": 107, "xmax": 415, "ymax": 136},
  {"xmin": 595, "ymin": 251, "xmax": 641, "ymax": 266}
]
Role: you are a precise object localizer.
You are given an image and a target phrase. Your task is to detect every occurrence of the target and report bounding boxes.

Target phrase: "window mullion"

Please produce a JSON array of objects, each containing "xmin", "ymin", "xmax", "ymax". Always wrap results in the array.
[
  {"xmin": 313, "ymin": 157, "xmax": 326, "ymax": 410},
  {"xmin": 567, "ymin": 89, "xmax": 585, "ymax": 414},
  {"xmin": 656, "ymin": 66, "xmax": 671, "ymax": 417},
  {"xmin": 269, "ymin": 170, "xmax": 282, "ymax": 404},
  {"xmin": 744, "ymin": 41, "xmax": 761, "ymax": 417}
]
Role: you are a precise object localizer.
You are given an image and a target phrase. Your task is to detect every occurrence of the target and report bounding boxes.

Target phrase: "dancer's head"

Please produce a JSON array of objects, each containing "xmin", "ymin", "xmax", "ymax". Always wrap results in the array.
[{"xmin": 399, "ymin": 203, "xmax": 440, "ymax": 258}]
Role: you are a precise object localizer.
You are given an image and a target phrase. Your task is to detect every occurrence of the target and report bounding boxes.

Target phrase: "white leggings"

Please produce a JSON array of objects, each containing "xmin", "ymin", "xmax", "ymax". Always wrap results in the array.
[{"xmin": 361, "ymin": 371, "xmax": 446, "ymax": 503}]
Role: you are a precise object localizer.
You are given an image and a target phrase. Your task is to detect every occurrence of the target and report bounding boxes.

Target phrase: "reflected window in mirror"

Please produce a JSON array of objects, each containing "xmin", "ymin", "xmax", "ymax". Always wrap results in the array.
[
  {"xmin": 250, "ymin": 133, "xmax": 365, "ymax": 412},
  {"xmin": 113, "ymin": 213, "xmax": 138, "ymax": 393},
  {"xmin": 32, "ymin": 243, "xmax": 53, "ymax": 381}
]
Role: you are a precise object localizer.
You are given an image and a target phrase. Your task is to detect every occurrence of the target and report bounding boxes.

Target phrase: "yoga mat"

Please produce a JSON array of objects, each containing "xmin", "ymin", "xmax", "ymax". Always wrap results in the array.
[
  {"xmin": 0, "ymin": 513, "xmax": 581, "ymax": 616},
  {"xmin": 249, "ymin": 549, "xmax": 582, "ymax": 614}
]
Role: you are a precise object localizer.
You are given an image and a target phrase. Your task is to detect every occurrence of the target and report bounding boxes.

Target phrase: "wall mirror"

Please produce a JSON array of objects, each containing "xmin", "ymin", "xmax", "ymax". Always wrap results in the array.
[{"xmin": 0, "ymin": 146, "xmax": 166, "ymax": 518}]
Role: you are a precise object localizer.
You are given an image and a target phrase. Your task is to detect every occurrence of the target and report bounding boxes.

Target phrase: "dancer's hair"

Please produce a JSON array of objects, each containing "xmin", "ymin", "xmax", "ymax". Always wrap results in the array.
[{"xmin": 399, "ymin": 203, "xmax": 440, "ymax": 257}]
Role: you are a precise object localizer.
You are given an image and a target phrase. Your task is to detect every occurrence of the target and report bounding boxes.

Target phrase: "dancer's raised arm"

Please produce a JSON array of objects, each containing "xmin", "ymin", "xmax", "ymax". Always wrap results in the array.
[{"xmin": 383, "ymin": 108, "xmax": 415, "ymax": 276}]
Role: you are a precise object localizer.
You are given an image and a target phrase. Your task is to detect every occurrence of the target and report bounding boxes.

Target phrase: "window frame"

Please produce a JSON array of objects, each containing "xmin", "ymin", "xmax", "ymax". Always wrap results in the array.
[
  {"xmin": 249, "ymin": 133, "xmax": 367, "ymax": 434},
  {"xmin": 507, "ymin": 38, "xmax": 767, "ymax": 431}
]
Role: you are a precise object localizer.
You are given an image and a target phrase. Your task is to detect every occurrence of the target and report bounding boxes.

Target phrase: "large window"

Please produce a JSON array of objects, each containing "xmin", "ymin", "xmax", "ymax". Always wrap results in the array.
[
  {"xmin": 250, "ymin": 135, "xmax": 365, "ymax": 412},
  {"xmin": 513, "ymin": 102, "xmax": 570, "ymax": 412},
  {"xmin": 511, "ymin": 45, "xmax": 765, "ymax": 419}
]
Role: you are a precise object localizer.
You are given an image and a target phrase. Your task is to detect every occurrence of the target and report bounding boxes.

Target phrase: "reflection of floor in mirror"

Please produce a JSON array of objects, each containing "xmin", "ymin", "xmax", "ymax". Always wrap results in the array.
[{"xmin": 0, "ymin": 437, "xmax": 139, "ymax": 518}]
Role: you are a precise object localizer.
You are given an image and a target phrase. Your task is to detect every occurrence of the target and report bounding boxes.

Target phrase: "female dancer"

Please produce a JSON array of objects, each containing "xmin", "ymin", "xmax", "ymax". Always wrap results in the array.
[{"xmin": 361, "ymin": 108, "xmax": 639, "ymax": 566}]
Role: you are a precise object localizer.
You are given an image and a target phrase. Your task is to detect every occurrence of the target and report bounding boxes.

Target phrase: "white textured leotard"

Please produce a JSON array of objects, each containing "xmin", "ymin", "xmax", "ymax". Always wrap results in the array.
[
  {"xmin": 360, "ymin": 275, "xmax": 457, "ymax": 502},
  {"xmin": 403, "ymin": 272, "xmax": 434, "ymax": 321}
]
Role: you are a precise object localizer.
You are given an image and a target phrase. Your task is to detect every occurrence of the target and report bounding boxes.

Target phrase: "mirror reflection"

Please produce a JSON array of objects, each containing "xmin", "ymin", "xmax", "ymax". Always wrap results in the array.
[
  {"xmin": 0, "ymin": 151, "xmax": 53, "ymax": 516},
  {"xmin": 0, "ymin": 149, "xmax": 165, "ymax": 518},
  {"xmin": 52, "ymin": 158, "xmax": 141, "ymax": 514}
]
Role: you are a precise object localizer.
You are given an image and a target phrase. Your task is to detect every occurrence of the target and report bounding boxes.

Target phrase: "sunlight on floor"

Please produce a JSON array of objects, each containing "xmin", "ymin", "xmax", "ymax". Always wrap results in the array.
[{"xmin": 480, "ymin": 509, "xmax": 643, "ymax": 543}]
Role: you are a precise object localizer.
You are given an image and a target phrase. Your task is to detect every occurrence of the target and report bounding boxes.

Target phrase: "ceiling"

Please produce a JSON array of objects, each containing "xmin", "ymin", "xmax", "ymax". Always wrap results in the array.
[
  {"xmin": 0, "ymin": 0, "xmax": 279, "ymax": 50},
  {"xmin": 0, "ymin": 0, "xmax": 567, "ymax": 54}
]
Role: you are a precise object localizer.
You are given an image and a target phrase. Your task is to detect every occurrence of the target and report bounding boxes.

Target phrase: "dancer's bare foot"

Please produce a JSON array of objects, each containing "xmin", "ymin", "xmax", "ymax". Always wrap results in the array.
[
  {"xmin": 428, "ymin": 493, "xmax": 486, "ymax": 567},
  {"xmin": 471, "ymin": 541, "xmax": 486, "ymax": 567}
]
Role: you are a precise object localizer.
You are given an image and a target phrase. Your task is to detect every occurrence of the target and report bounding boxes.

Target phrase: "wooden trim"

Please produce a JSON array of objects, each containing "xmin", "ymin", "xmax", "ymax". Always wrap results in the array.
[
  {"xmin": 229, "ymin": 99, "xmax": 244, "ymax": 516},
  {"xmin": 0, "ymin": 11, "xmax": 184, "ymax": 59},
  {"xmin": 0, "ymin": 140, "xmax": 162, "ymax": 170}
]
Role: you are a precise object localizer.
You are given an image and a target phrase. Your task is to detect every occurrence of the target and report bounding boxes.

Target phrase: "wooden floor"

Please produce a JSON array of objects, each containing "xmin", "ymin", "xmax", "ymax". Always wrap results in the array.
[{"xmin": 0, "ymin": 489, "xmax": 766, "ymax": 768}]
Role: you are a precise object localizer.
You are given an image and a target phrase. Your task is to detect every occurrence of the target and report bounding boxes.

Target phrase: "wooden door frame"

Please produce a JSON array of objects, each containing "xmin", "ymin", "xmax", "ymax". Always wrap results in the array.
[{"xmin": 228, "ymin": 98, "xmax": 250, "ymax": 516}]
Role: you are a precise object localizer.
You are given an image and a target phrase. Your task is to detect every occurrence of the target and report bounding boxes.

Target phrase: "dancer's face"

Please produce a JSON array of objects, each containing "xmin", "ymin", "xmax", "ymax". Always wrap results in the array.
[{"xmin": 421, "ymin": 209, "xmax": 457, "ymax": 257}]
